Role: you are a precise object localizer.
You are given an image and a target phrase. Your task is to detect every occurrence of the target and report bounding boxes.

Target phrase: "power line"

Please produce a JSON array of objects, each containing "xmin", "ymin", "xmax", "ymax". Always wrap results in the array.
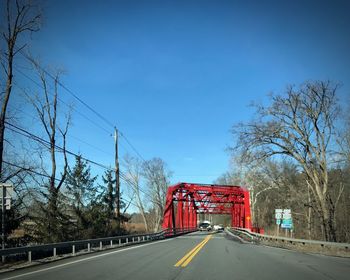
[
  {"xmin": 7, "ymin": 120, "xmax": 155, "ymax": 205},
  {"xmin": 5, "ymin": 121, "xmax": 113, "ymax": 171},
  {"xmin": 3, "ymin": 160, "xmax": 139, "ymax": 212},
  {"xmin": 12, "ymin": 67, "xmax": 112, "ymax": 135},
  {"xmin": 3, "ymin": 160, "xmax": 61, "ymax": 182},
  {"xmin": 7, "ymin": 51, "xmax": 163, "ymax": 202},
  {"xmin": 14, "ymin": 59, "xmax": 148, "ymax": 166},
  {"xmin": 15, "ymin": 51, "xmax": 151, "ymax": 165},
  {"xmin": 19, "ymin": 51, "xmax": 116, "ymax": 129},
  {"xmin": 119, "ymin": 132, "xmax": 147, "ymax": 162},
  {"xmin": 5, "ymin": 121, "xmax": 155, "ymax": 201},
  {"xmin": 6, "ymin": 101, "xmax": 112, "ymax": 156}
]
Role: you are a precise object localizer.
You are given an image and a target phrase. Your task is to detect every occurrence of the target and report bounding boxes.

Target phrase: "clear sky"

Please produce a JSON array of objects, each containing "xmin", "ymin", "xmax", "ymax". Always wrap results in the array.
[{"xmin": 5, "ymin": 0, "xmax": 350, "ymax": 189}]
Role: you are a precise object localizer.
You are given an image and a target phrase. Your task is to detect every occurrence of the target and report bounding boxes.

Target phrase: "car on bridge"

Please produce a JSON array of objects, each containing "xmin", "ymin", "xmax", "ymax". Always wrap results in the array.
[
  {"xmin": 198, "ymin": 221, "xmax": 212, "ymax": 231},
  {"xmin": 213, "ymin": 224, "xmax": 224, "ymax": 231}
]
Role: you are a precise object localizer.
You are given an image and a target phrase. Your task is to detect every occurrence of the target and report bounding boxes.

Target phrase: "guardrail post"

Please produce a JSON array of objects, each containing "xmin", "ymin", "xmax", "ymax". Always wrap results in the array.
[
  {"xmin": 132, "ymin": 237, "xmax": 134, "ymax": 243},
  {"xmin": 28, "ymin": 251, "xmax": 32, "ymax": 263},
  {"xmin": 126, "ymin": 238, "xmax": 128, "ymax": 244},
  {"xmin": 53, "ymin": 247, "xmax": 56, "ymax": 258},
  {"xmin": 110, "ymin": 240, "xmax": 113, "ymax": 247},
  {"xmin": 143, "ymin": 236, "xmax": 145, "ymax": 241},
  {"xmin": 138, "ymin": 237, "xmax": 140, "ymax": 242},
  {"xmin": 100, "ymin": 241, "xmax": 103, "ymax": 250},
  {"xmin": 72, "ymin": 245, "xmax": 75, "ymax": 256},
  {"xmin": 119, "ymin": 238, "xmax": 121, "ymax": 246},
  {"xmin": 88, "ymin": 243, "xmax": 90, "ymax": 252}
]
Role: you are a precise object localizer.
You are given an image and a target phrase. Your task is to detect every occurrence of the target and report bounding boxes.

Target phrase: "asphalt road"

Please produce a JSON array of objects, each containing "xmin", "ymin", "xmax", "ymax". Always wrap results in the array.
[{"xmin": 0, "ymin": 231, "xmax": 349, "ymax": 280}]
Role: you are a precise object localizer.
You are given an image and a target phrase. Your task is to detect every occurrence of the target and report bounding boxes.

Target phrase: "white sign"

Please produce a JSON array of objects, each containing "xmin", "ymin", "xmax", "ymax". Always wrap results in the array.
[
  {"xmin": 0, "ymin": 197, "xmax": 11, "ymax": 210},
  {"xmin": 275, "ymin": 213, "xmax": 282, "ymax": 219},
  {"xmin": 0, "ymin": 184, "xmax": 13, "ymax": 210},
  {"xmin": 282, "ymin": 209, "xmax": 292, "ymax": 219},
  {"xmin": 275, "ymin": 209, "xmax": 283, "ymax": 219}
]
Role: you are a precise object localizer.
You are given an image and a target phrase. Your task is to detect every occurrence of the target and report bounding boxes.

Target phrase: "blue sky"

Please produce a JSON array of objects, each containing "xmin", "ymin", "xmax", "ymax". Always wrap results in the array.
[{"xmin": 6, "ymin": 0, "xmax": 350, "ymax": 188}]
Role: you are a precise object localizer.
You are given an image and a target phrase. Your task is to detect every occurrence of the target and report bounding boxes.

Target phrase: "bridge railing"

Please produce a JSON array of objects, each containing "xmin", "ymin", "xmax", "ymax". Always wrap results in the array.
[
  {"xmin": 0, "ymin": 227, "xmax": 197, "ymax": 264},
  {"xmin": 227, "ymin": 227, "xmax": 350, "ymax": 257}
]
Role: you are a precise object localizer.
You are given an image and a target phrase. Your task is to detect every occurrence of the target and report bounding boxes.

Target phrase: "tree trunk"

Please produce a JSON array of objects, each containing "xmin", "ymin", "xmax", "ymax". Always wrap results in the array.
[
  {"xmin": 140, "ymin": 210, "xmax": 148, "ymax": 232},
  {"xmin": 318, "ymin": 197, "xmax": 337, "ymax": 242},
  {"xmin": 0, "ymin": 48, "xmax": 14, "ymax": 182},
  {"xmin": 153, "ymin": 208, "xmax": 162, "ymax": 232},
  {"xmin": 47, "ymin": 187, "xmax": 59, "ymax": 242}
]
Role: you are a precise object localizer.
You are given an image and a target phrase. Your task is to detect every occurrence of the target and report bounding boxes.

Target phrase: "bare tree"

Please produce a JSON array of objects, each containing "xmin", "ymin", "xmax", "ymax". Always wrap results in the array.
[
  {"xmin": 26, "ymin": 61, "xmax": 71, "ymax": 242},
  {"xmin": 123, "ymin": 154, "xmax": 149, "ymax": 232},
  {"xmin": 142, "ymin": 158, "xmax": 171, "ymax": 232},
  {"xmin": 0, "ymin": 0, "xmax": 41, "ymax": 182},
  {"xmin": 231, "ymin": 81, "xmax": 342, "ymax": 241}
]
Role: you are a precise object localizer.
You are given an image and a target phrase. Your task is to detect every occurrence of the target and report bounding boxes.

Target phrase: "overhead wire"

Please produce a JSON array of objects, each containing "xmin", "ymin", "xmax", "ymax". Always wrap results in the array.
[
  {"xmin": 13, "ymin": 65, "xmax": 112, "ymax": 135},
  {"xmin": 15, "ymin": 51, "xmax": 151, "ymax": 166},
  {"xmin": 6, "ymin": 121, "xmax": 155, "ymax": 202},
  {"xmin": 8, "ymin": 58, "xmax": 143, "ymax": 161},
  {"xmin": 4, "ymin": 50, "xmax": 162, "ymax": 208},
  {"xmin": 3, "ymin": 160, "xmax": 140, "ymax": 211},
  {"xmin": 2, "ymin": 58, "xmax": 161, "ymax": 219},
  {"xmin": 6, "ymin": 100, "xmax": 112, "ymax": 157},
  {"xmin": 5, "ymin": 121, "xmax": 113, "ymax": 171},
  {"xmin": 3, "ymin": 48, "xmax": 150, "ymax": 165},
  {"xmin": 3, "ymin": 160, "xmax": 61, "ymax": 182},
  {"xmin": 19, "ymin": 51, "xmax": 116, "ymax": 129}
]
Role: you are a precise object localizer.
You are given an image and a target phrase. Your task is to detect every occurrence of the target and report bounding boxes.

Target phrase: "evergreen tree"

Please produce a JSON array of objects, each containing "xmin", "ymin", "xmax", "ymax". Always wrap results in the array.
[
  {"xmin": 66, "ymin": 155, "xmax": 97, "ymax": 239},
  {"xmin": 102, "ymin": 170, "xmax": 116, "ymax": 223},
  {"xmin": 100, "ymin": 170, "xmax": 128, "ymax": 236}
]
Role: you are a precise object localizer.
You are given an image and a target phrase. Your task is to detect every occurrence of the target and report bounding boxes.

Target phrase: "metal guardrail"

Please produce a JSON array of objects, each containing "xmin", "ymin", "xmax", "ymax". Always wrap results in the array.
[
  {"xmin": 229, "ymin": 227, "xmax": 350, "ymax": 257},
  {"xmin": 0, "ymin": 227, "xmax": 196, "ymax": 263}
]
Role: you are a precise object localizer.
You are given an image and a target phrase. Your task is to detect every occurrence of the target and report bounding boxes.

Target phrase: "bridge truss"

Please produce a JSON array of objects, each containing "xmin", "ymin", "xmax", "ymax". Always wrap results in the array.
[{"xmin": 162, "ymin": 183, "xmax": 252, "ymax": 231}]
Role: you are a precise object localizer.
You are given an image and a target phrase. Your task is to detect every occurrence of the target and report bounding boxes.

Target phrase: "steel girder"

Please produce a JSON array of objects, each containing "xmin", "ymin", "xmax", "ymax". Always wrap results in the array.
[{"xmin": 162, "ymin": 183, "xmax": 252, "ymax": 231}]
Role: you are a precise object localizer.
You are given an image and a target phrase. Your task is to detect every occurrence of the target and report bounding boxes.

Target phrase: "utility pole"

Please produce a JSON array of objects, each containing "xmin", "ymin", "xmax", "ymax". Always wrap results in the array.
[
  {"xmin": 1, "ymin": 184, "xmax": 6, "ymax": 262},
  {"xmin": 114, "ymin": 128, "xmax": 120, "ymax": 232}
]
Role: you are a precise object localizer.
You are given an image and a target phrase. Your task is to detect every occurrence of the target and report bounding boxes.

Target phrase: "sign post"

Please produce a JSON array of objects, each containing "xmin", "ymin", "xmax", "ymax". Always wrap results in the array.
[{"xmin": 0, "ymin": 184, "xmax": 13, "ymax": 262}]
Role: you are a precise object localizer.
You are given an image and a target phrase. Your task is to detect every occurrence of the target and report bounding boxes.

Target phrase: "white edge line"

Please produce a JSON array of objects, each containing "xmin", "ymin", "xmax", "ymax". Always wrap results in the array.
[{"xmin": 2, "ymin": 239, "xmax": 173, "ymax": 280}]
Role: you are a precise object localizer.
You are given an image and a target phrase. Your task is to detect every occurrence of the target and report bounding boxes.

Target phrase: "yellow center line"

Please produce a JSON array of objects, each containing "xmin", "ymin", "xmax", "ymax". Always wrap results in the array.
[
  {"xmin": 174, "ymin": 236, "xmax": 208, "ymax": 267},
  {"xmin": 174, "ymin": 235, "xmax": 212, "ymax": 268}
]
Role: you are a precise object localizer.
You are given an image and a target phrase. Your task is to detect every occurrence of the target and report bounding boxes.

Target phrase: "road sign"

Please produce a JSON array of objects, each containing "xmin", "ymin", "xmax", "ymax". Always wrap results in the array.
[
  {"xmin": 275, "ymin": 213, "xmax": 282, "ymax": 219},
  {"xmin": 282, "ymin": 213, "xmax": 291, "ymax": 219},
  {"xmin": 275, "ymin": 209, "xmax": 283, "ymax": 219},
  {"xmin": 276, "ymin": 219, "xmax": 281, "ymax": 225},
  {"xmin": 282, "ymin": 218, "xmax": 292, "ymax": 225},
  {"xmin": 0, "ymin": 198, "xmax": 11, "ymax": 210},
  {"xmin": 282, "ymin": 209, "xmax": 291, "ymax": 219},
  {"xmin": 281, "ymin": 223, "xmax": 293, "ymax": 229},
  {"xmin": 0, "ymin": 184, "xmax": 13, "ymax": 210},
  {"xmin": 281, "ymin": 216, "xmax": 293, "ymax": 229}
]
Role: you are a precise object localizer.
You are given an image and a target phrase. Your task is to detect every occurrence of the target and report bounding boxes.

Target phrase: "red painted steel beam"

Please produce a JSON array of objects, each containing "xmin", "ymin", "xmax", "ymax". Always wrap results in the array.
[{"xmin": 162, "ymin": 182, "xmax": 252, "ymax": 231}]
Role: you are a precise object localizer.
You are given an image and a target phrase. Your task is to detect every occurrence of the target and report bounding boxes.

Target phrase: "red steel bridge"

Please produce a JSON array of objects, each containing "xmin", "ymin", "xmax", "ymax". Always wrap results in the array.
[{"xmin": 162, "ymin": 182, "xmax": 252, "ymax": 231}]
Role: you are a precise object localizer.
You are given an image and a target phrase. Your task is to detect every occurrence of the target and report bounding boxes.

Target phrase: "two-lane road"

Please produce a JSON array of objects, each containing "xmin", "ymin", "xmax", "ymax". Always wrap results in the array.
[{"xmin": 0, "ymin": 231, "xmax": 349, "ymax": 280}]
